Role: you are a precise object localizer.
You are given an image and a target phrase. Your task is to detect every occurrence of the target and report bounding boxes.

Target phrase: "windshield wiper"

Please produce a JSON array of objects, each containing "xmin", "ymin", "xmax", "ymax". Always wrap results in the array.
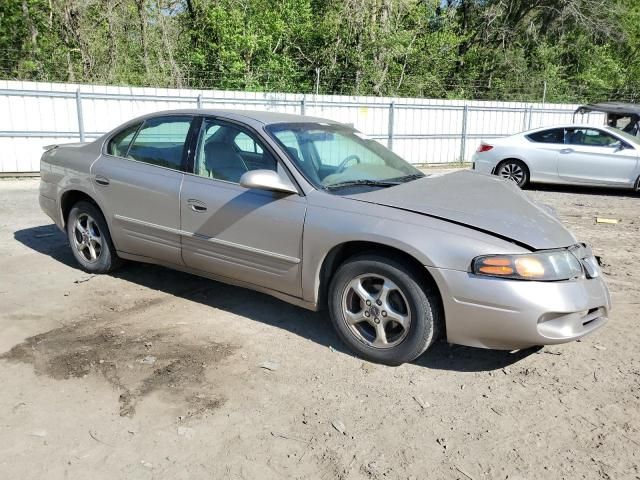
[
  {"xmin": 387, "ymin": 173, "xmax": 425, "ymax": 183},
  {"xmin": 325, "ymin": 179, "xmax": 401, "ymax": 190}
]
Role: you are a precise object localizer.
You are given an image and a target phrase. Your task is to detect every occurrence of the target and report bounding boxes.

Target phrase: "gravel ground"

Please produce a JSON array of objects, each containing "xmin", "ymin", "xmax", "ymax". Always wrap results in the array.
[{"xmin": 0, "ymin": 176, "xmax": 638, "ymax": 480}]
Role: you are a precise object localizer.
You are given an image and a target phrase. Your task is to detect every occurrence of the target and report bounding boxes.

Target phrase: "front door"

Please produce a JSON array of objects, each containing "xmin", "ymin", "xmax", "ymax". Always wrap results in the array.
[
  {"xmin": 558, "ymin": 128, "xmax": 639, "ymax": 186},
  {"xmin": 91, "ymin": 115, "xmax": 195, "ymax": 265},
  {"xmin": 180, "ymin": 117, "xmax": 307, "ymax": 297}
]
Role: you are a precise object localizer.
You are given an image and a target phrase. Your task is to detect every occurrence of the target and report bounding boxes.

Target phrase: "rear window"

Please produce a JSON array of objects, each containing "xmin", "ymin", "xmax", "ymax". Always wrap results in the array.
[{"xmin": 527, "ymin": 128, "xmax": 564, "ymax": 144}]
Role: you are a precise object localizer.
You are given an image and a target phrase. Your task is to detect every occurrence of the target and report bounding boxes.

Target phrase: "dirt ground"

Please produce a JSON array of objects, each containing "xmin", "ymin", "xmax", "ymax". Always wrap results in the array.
[{"xmin": 0, "ymin": 175, "xmax": 638, "ymax": 480}]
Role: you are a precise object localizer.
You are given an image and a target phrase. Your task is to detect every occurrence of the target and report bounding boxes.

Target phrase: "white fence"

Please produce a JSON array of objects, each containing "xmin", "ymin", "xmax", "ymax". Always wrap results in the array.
[{"xmin": 0, "ymin": 80, "xmax": 604, "ymax": 173}]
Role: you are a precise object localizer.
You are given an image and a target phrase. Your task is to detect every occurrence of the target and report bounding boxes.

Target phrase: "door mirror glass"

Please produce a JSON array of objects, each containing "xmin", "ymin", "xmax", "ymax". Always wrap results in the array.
[
  {"xmin": 611, "ymin": 140, "xmax": 632, "ymax": 151},
  {"xmin": 239, "ymin": 170, "xmax": 297, "ymax": 194}
]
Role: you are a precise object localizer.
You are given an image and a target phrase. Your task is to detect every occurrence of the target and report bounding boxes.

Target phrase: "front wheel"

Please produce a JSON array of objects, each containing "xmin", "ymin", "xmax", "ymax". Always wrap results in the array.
[
  {"xmin": 328, "ymin": 255, "xmax": 441, "ymax": 365},
  {"xmin": 67, "ymin": 201, "xmax": 122, "ymax": 273},
  {"xmin": 496, "ymin": 159, "xmax": 529, "ymax": 188}
]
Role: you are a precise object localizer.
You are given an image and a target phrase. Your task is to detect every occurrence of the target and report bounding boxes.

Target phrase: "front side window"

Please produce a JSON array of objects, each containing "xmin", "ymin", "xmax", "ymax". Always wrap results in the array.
[
  {"xmin": 565, "ymin": 128, "xmax": 618, "ymax": 147},
  {"xmin": 127, "ymin": 116, "xmax": 192, "ymax": 170},
  {"xmin": 234, "ymin": 132, "xmax": 264, "ymax": 154},
  {"xmin": 194, "ymin": 119, "xmax": 277, "ymax": 183},
  {"xmin": 527, "ymin": 128, "xmax": 564, "ymax": 144},
  {"xmin": 267, "ymin": 123, "xmax": 423, "ymax": 191},
  {"xmin": 107, "ymin": 123, "xmax": 141, "ymax": 156}
]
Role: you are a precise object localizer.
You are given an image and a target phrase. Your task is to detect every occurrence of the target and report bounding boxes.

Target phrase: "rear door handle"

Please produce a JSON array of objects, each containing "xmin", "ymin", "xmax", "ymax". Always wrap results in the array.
[
  {"xmin": 560, "ymin": 148, "xmax": 574, "ymax": 154},
  {"xmin": 187, "ymin": 199, "xmax": 207, "ymax": 212},
  {"xmin": 94, "ymin": 175, "xmax": 110, "ymax": 186}
]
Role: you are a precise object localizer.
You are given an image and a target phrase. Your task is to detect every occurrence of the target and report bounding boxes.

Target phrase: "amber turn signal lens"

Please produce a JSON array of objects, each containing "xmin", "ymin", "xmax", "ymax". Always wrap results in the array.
[
  {"xmin": 478, "ymin": 265, "xmax": 514, "ymax": 275},
  {"xmin": 481, "ymin": 257, "xmax": 511, "ymax": 266},
  {"xmin": 476, "ymin": 257, "xmax": 514, "ymax": 275}
]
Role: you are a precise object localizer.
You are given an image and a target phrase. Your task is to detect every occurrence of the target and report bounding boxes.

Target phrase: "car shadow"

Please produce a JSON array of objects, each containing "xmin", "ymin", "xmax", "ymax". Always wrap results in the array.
[
  {"xmin": 527, "ymin": 183, "xmax": 638, "ymax": 197},
  {"xmin": 14, "ymin": 224, "xmax": 540, "ymax": 373}
]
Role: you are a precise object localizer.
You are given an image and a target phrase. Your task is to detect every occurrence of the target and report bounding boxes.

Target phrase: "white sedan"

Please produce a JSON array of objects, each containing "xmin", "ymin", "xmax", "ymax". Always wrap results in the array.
[{"xmin": 472, "ymin": 124, "xmax": 640, "ymax": 190}]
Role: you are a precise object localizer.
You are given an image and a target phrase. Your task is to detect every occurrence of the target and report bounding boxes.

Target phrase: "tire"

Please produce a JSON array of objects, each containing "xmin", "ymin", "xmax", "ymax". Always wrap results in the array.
[
  {"xmin": 67, "ymin": 200, "xmax": 122, "ymax": 273},
  {"xmin": 496, "ymin": 159, "xmax": 529, "ymax": 188},
  {"xmin": 328, "ymin": 254, "xmax": 441, "ymax": 365}
]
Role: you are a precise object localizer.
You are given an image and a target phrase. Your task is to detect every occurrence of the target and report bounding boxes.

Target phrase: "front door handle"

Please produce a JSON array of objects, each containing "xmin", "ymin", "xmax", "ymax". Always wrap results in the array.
[
  {"xmin": 94, "ymin": 175, "xmax": 110, "ymax": 186},
  {"xmin": 560, "ymin": 148, "xmax": 574, "ymax": 154},
  {"xmin": 187, "ymin": 199, "xmax": 207, "ymax": 212}
]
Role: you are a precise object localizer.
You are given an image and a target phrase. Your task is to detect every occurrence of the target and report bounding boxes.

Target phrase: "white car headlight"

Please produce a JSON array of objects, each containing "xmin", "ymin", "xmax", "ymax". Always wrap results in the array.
[{"xmin": 471, "ymin": 249, "xmax": 584, "ymax": 281}]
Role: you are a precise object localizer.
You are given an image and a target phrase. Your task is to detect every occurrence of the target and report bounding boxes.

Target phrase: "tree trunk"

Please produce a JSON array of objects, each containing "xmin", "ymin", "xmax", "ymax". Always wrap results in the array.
[{"xmin": 136, "ymin": 0, "xmax": 151, "ymax": 79}]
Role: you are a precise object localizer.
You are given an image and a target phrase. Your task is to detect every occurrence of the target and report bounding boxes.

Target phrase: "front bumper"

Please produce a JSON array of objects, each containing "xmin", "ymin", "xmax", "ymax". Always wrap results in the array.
[{"xmin": 428, "ymin": 267, "xmax": 611, "ymax": 350}]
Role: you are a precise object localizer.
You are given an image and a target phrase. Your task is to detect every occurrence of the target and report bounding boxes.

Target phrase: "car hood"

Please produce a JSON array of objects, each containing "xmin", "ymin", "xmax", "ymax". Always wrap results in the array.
[{"xmin": 344, "ymin": 170, "xmax": 576, "ymax": 250}]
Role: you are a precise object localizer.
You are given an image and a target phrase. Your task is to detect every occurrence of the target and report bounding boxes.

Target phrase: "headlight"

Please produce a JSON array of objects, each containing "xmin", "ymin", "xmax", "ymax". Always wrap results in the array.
[{"xmin": 471, "ymin": 250, "xmax": 583, "ymax": 281}]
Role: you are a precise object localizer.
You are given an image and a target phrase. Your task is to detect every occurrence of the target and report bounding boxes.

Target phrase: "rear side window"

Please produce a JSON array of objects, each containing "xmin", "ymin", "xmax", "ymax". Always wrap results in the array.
[
  {"xmin": 127, "ymin": 116, "xmax": 193, "ymax": 170},
  {"xmin": 107, "ymin": 123, "xmax": 141, "ymax": 156},
  {"xmin": 527, "ymin": 128, "xmax": 564, "ymax": 144}
]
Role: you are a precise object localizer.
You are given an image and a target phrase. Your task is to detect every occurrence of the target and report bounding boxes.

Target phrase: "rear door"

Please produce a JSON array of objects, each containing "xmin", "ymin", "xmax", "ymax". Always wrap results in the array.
[
  {"xmin": 91, "ymin": 115, "xmax": 196, "ymax": 265},
  {"xmin": 558, "ymin": 128, "xmax": 639, "ymax": 186},
  {"xmin": 180, "ymin": 117, "xmax": 307, "ymax": 297}
]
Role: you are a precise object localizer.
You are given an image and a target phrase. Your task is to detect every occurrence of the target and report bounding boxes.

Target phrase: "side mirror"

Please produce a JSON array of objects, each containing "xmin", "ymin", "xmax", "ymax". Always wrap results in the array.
[
  {"xmin": 239, "ymin": 170, "xmax": 298, "ymax": 195},
  {"xmin": 611, "ymin": 141, "xmax": 630, "ymax": 152}
]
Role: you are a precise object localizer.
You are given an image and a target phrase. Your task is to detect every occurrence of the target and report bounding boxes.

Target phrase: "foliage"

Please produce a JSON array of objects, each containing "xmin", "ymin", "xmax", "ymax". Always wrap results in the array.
[{"xmin": 0, "ymin": 0, "xmax": 638, "ymax": 102}]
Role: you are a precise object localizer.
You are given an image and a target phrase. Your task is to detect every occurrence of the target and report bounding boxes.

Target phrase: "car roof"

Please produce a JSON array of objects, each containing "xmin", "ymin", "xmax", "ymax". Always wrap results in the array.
[
  {"xmin": 128, "ymin": 109, "xmax": 342, "ymax": 126},
  {"xmin": 518, "ymin": 124, "xmax": 613, "ymax": 134}
]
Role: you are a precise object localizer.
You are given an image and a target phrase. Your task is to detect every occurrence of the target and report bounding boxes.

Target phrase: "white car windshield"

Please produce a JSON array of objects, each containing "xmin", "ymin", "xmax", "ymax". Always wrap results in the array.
[{"xmin": 266, "ymin": 123, "xmax": 424, "ymax": 191}]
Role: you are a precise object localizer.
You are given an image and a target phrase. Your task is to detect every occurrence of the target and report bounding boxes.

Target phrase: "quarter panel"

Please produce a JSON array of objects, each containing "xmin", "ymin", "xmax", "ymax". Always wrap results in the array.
[{"xmin": 40, "ymin": 142, "xmax": 102, "ymax": 229}]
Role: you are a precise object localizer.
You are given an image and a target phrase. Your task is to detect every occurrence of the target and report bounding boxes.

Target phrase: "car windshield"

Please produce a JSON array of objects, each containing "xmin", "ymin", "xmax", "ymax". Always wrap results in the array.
[
  {"xmin": 607, "ymin": 126, "xmax": 640, "ymax": 146},
  {"xmin": 266, "ymin": 123, "xmax": 424, "ymax": 191}
]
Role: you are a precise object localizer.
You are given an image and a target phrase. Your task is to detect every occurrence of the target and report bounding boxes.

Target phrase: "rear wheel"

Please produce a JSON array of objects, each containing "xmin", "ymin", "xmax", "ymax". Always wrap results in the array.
[
  {"xmin": 496, "ymin": 159, "xmax": 529, "ymax": 188},
  {"xmin": 67, "ymin": 201, "xmax": 122, "ymax": 273},
  {"xmin": 328, "ymin": 255, "xmax": 441, "ymax": 365}
]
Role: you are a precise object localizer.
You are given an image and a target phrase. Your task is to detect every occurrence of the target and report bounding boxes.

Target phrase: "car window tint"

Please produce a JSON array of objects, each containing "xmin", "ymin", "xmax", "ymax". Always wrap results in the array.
[
  {"xmin": 566, "ymin": 128, "xmax": 618, "ymax": 147},
  {"xmin": 527, "ymin": 128, "xmax": 564, "ymax": 144},
  {"xmin": 127, "ymin": 116, "xmax": 192, "ymax": 170},
  {"xmin": 195, "ymin": 119, "xmax": 277, "ymax": 183},
  {"xmin": 273, "ymin": 130, "xmax": 305, "ymax": 163},
  {"xmin": 312, "ymin": 132, "xmax": 386, "ymax": 167},
  {"xmin": 234, "ymin": 132, "xmax": 263, "ymax": 154},
  {"xmin": 107, "ymin": 123, "xmax": 141, "ymax": 156}
]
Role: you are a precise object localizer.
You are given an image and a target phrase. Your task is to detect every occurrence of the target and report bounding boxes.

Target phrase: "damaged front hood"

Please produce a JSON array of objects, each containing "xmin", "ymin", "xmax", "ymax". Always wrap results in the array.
[{"xmin": 345, "ymin": 170, "xmax": 576, "ymax": 250}]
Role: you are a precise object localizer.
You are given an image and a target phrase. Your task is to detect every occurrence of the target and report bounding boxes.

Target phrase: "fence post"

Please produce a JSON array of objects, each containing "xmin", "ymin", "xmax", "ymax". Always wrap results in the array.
[
  {"xmin": 75, "ymin": 89, "xmax": 85, "ymax": 142},
  {"xmin": 300, "ymin": 95, "xmax": 306, "ymax": 116},
  {"xmin": 197, "ymin": 94, "xmax": 203, "ymax": 109},
  {"xmin": 527, "ymin": 105, "xmax": 534, "ymax": 129},
  {"xmin": 459, "ymin": 105, "xmax": 468, "ymax": 163},
  {"xmin": 387, "ymin": 101, "xmax": 395, "ymax": 150}
]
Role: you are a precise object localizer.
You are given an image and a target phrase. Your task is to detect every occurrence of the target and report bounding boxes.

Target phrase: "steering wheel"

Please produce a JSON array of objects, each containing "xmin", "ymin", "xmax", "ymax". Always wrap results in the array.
[{"xmin": 337, "ymin": 154, "xmax": 361, "ymax": 173}]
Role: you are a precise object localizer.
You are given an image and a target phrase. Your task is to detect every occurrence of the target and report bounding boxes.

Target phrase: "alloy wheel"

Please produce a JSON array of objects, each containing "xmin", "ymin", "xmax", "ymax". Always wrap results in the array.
[
  {"xmin": 498, "ymin": 161, "xmax": 525, "ymax": 185},
  {"xmin": 72, "ymin": 213, "xmax": 103, "ymax": 263},
  {"xmin": 341, "ymin": 274, "xmax": 411, "ymax": 349}
]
